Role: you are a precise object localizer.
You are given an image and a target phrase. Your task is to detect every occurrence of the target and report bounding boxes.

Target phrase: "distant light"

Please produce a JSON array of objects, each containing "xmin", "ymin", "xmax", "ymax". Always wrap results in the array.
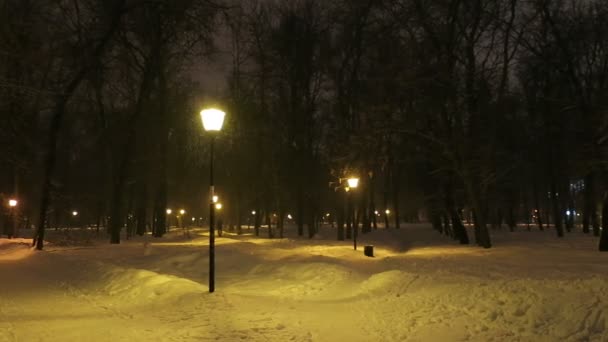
[
  {"xmin": 374, "ymin": 210, "xmax": 379, "ymax": 215},
  {"xmin": 287, "ymin": 214, "xmax": 292, "ymax": 220},
  {"xmin": 192, "ymin": 217, "xmax": 195, "ymax": 221},
  {"xmin": 215, "ymin": 203, "xmax": 223, "ymax": 210},
  {"xmin": 326, "ymin": 213, "xmax": 330, "ymax": 217},
  {"xmin": 345, "ymin": 187, "xmax": 350, "ymax": 192},
  {"xmin": 577, "ymin": 213, "xmax": 581, "ymax": 217},
  {"xmin": 385, "ymin": 209, "xmax": 391, "ymax": 215},
  {"xmin": 212, "ymin": 195, "xmax": 219, "ymax": 203},
  {"xmin": 8, "ymin": 199, "xmax": 17, "ymax": 207},
  {"xmin": 180, "ymin": 209, "xmax": 186, "ymax": 215},
  {"xmin": 566, "ymin": 210, "xmax": 571, "ymax": 216},
  {"xmin": 200, "ymin": 108, "xmax": 226, "ymax": 132},
  {"xmin": 166, "ymin": 209, "xmax": 172, "ymax": 214},
  {"xmin": 72, "ymin": 211, "xmax": 78, "ymax": 216},
  {"xmin": 251, "ymin": 210, "xmax": 256, "ymax": 215}
]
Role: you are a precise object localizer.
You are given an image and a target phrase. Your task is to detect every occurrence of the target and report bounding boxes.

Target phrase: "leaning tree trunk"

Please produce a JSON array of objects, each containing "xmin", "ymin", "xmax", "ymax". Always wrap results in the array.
[{"xmin": 446, "ymin": 182, "xmax": 469, "ymax": 244}]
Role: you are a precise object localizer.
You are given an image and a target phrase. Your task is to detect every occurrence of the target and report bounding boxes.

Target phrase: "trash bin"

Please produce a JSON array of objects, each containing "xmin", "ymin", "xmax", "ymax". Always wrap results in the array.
[{"xmin": 364, "ymin": 245, "xmax": 374, "ymax": 257}]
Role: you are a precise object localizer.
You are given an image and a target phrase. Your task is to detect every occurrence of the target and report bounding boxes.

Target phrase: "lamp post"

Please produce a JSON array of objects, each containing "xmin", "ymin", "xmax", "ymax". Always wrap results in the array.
[
  {"xmin": 200, "ymin": 107, "xmax": 226, "ymax": 293},
  {"xmin": 8, "ymin": 199, "xmax": 17, "ymax": 239},
  {"xmin": 347, "ymin": 178, "xmax": 360, "ymax": 250}
]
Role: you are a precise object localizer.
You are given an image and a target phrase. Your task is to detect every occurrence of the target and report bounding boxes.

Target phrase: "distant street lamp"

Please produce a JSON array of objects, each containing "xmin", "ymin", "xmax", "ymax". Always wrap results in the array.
[
  {"xmin": 201, "ymin": 107, "xmax": 226, "ymax": 293},
  {"xmin": 72, "ymin": 211, "xmax": 78, "ymax": 216},
  {"xmin": 213, "ymin": 195, "xmax": 219, "ymax": 203},
  {"xmin": 7, "ymin": 199, "xmax": 17, "ymax": 239},
  {"xmin": 180, "ymin": 209, "xmax": 186, "ymax": 215},
  {"xmin": 166, "ymin": 209, "xmax": 172, "ymax": 215},
  {"xmin": 215, "ymin": 203, "xmax": 223, "ymax": 210},
  {"xmin": 347, "ymin": 177, "xmax": 359, "ymax": 250}
]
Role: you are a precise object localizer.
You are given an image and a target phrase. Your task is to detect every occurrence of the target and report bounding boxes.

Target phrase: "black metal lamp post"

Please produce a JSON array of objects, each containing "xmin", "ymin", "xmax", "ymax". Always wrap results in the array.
[
  {"xmin": 347, "ymin": 177, "xmax": 359, "ymax": 250},
  {"xmin": 200, "ymin": 108, "xmax": 226, "ymax": 293}
]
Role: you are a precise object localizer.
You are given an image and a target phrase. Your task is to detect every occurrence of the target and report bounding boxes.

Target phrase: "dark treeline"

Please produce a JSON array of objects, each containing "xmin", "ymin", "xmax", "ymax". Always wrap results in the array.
[{"xmin": 1, "ymin": 0, "xmax": 608, "ymax": 250}]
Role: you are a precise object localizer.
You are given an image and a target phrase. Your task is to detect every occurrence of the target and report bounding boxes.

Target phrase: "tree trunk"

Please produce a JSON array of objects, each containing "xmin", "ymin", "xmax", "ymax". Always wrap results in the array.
[
  {"xmin": 599, "ymin": 192, "xmax": 608, "ymax": 251},
  {"xmin": 136, "ymin": 183, "xmax": 147, "ymax": 236},
  {"xmin": 550, "ymin": 180, "xmax": 564, "ymax": 237},
  {"xmin": 254, "ymin": 208, "xmax": 261, "ymax": 236},
  {"xmin": 583, "ymin": 173, "xmax": 593, "ymax": 234}
]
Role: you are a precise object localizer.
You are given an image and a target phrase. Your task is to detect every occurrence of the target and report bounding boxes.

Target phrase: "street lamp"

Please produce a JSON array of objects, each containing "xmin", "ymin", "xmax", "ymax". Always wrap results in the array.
[
  {"xmin": 215, "ymin": 203, "xmax": 223, "ymax": 210},
  {"xmin": 347, "ymin": 177, "xmax": 359, "ymax": 250},
  {"xmin": 200, "ymin": 107, "xmax": 226, "ymax": 293},
  {"xmin": 213, "ymin": 195, "xmax": 219, "ymax": 203},
  {"xmin": 72, "ymin": 211, "xmax": 78, "ymax": 216},
  {"xmin": 166, "ymin": 209, "xmax": 172, "ymax": 215},
  {"xmin": 7, "ymin": 199, "xmax": 17, "ymax": 238}
]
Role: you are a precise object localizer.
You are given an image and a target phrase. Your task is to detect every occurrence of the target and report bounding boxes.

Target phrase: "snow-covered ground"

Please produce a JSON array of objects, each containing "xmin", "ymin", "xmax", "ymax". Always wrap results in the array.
[{"xmin": 1, "ymin": 224, "xmax": 607, "ymax": 342}]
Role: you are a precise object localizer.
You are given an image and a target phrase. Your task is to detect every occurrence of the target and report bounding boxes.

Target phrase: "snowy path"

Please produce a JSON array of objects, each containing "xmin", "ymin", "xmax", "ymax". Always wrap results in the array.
[{"xmin": 1, "ymin": 225, "xmax": 608, "ymax": 341}]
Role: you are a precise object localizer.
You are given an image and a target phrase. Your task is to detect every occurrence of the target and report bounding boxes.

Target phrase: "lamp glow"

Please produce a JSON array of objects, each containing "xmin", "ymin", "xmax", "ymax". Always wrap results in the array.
[
  {"xmin": 385, "ymin": 209, "xmax": 391, "ymax": 215},
  {"xmin": 166, "ymin": 209, "xmax": 172, "ymax": 214},
  {"xmin": 251, "ymin": 210, "xmax": 256, "ymax": 215},
  {"xmin": 200, "ymin": 108, "xmax": 226, "ymax": 131},
  {"xmin": 215, "ymin": 203, "xmax": 223, "ymax": 210},
  {"xmin": 212, "ymin": 195, "xmax": 219, "ymax": 203},
  {"xmin": 287, "ymin": 214, "xmax": 292, "ymax": 219},
  {"xmin": 347, "ymin": 177, "xmax": 359, "ymax": 189},
  {"xmin": 180, "ymin": 209, "xmax": 186, "ymax": 215},
  {"xmin": 8, "ymin": 199, "xmax": 17, "ymax": 207},
  {"xmin": 72, "ymin": 211, "xmax": 78, "ymax": 216}
]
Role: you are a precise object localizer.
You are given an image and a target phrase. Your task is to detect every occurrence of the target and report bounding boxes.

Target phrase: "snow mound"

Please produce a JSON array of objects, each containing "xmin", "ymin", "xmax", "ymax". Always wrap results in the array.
[
  {"xmin": 230, "ymin": 260, "xmax": 358, "ymax": 299},
  {"xmin": 0, "ymin": 238, "xmax": 35, "ymax": 261},
  {"xmin": 96, "ymin": 264, "xmax": 207, "ymax": 300}
]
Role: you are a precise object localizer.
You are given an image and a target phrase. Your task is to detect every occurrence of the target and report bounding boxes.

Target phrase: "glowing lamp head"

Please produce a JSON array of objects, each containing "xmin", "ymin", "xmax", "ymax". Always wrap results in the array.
[
  {"xmin": 287, "ymin": 214, "xmax": 293, "ymax": 220},
  {"xmin": 200, "ymin": 108, "xmax": 226, "ymax": 132},
  {"xmin": 166, "ymin": 209, "xmax": 172, "ymax": 215},
  {"xmin": 251, "ymin": 210, "xmax": 256, "ymax": 215},
  {"xmin": 385, "ymin": 209, "xmax": 391, "ymax": 215},
  {"xmin": 215, "ymin": 203, "xmax": 223, "ymax": 210},
  {"xmin": 72, "ymin": 211, "xmax": 78, "ymax": 216},
  {"xmin": 8, "ymin": 199, "xmax": 17, "ymax": 207},
  {"xmin": 192, "ymin": 217, "xmax": 195, "ymax": 221},
  {"xmin": 212, "ymin": 195, "xmax": 219, "ymax": 203},
  {"xmin": 180, "ymin": 209, "xmax": 186, "ymax": 215},
  {"xmin": 347, "ymin": 177, "xmax": 359, "ymax": 189}
]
